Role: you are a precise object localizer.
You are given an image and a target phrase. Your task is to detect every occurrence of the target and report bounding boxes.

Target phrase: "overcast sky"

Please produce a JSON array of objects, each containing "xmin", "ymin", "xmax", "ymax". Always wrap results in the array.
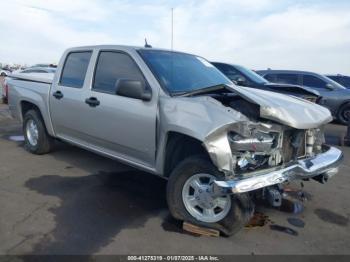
[{"xmin": 0, "ymin": 0, "xmax": 349, "ymax": 74}]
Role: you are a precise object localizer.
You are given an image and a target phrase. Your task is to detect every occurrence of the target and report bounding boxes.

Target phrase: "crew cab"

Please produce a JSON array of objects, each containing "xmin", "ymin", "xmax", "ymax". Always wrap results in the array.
[{"xmin": 7, "ymin": 45, "xmax": 343, "ymax": 235}]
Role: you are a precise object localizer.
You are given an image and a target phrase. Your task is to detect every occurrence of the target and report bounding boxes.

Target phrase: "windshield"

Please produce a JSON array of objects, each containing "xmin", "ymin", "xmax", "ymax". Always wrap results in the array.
[
  {"xmin": 235, "ymin": 65, "xmax": 268, "ymax": 84},
  {"xmin": 139, "ymin": 50, "xmax": 232, "ymax": 94}
]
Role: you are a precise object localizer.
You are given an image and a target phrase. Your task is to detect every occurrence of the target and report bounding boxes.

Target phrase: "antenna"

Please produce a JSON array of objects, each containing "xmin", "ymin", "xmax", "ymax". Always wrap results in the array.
[
  {"xmin": 144, "ymin": 38, "xmax": 152, "ymax": 48},
  {"xmin": 171, "ymin": 8, "xmax": 174, "ymax": 50}
]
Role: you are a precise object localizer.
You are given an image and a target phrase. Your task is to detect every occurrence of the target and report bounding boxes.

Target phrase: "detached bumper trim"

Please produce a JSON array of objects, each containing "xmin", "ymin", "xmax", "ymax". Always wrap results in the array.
[{"xmin": 214, "ymin": 145, "xmax": 343, "ymax": 193}]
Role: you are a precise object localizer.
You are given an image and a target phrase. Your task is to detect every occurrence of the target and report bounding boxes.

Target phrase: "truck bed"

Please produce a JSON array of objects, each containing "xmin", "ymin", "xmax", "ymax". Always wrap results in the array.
[
  {"xmin": 10, "ymin": 72, "xmax": 54, "ymax": 84},
  {"xmin": 7, "ymin": 73, "xmax": 54, "ymax": 135}
]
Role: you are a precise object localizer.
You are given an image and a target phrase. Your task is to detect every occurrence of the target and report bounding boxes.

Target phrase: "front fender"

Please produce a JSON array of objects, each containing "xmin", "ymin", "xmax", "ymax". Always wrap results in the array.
[{"xmin": 156, "ymin": 96, "xmax": 249, "ymax": 175}]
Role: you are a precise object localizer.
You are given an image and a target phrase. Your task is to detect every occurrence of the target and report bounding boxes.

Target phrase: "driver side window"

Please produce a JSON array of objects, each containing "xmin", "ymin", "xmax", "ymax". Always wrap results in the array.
[{"xmin": 93, "ymin": 51, "xmax": 145, "ymax": 94}]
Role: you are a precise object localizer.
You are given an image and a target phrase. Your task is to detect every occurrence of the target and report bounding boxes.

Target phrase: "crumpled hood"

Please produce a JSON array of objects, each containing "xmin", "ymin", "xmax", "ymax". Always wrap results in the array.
[{"xmin": 227, "ymin": 84, "xmax": 332, "ymax": 129}]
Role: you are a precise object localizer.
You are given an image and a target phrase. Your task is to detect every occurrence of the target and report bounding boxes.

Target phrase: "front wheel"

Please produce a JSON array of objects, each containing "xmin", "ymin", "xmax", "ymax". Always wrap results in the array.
[{"xmin": 166, "ymin": 156, "xmax": 254, "ymax": 236}]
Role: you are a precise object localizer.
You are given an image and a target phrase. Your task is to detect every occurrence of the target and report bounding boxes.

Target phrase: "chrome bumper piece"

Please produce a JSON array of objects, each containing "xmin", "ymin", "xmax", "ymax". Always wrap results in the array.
[{"xmin": 214, "ymin": 145, "xmax": 343, "ymax": 194}]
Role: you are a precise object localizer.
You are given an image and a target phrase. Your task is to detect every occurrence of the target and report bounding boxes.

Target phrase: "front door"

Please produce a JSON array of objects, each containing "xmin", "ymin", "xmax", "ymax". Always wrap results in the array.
[{"xmin": 81, "ymin": 50, "xmax": 158, "ymax": 168}]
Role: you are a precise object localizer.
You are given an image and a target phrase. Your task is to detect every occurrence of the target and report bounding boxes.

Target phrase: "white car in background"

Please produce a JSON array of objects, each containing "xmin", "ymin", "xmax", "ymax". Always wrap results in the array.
[
  {"xmin": 0, "ymin": 69, "xmax": 11, "ymax": 77},
  {"xmin": 20, "ymin": 67, "xmax": 56, "ymax": 74}
]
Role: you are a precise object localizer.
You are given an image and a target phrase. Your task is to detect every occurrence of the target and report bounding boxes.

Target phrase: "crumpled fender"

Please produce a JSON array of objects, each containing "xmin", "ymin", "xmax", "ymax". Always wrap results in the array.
[
  {"xmin": 159, "ymin": 96, "xmax": 249, "ymax": 174},
  {"xmin": 159, "ymin": 95, "xmax": 249, "ymax": 141}
]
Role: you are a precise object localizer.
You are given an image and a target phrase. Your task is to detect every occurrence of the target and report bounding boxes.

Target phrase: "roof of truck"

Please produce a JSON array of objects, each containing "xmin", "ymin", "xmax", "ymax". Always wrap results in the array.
[{"xmin": 66, "ymin": 45, "xmax": 194, "ymax": 55}]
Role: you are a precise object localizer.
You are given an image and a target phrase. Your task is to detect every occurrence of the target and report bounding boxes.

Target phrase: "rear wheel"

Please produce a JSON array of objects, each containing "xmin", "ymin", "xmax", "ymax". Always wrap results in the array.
[
  {"xmin": 23, "ymin": 110, "xmax": 54, "ymax": 154},
  {"xmin": 1, "ymin": 96, "xmax": 7, "ymax": 104},
  {"xmin": 337, "ymin": 102, "xmax": 350, "ymax": 125},
  {"xmin": 166, "ymin": 155, "xmax": 254, "ymax": 236}
]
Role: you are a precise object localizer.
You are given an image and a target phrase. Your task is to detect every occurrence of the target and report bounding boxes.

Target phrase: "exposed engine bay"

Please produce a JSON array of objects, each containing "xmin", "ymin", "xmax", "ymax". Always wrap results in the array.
[{"xmin": 205, "ymin": 92, "xmax": 325, "ymax": 177}]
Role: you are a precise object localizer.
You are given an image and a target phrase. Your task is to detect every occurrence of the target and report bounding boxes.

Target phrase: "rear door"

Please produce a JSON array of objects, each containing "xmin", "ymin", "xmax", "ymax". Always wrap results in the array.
[
  {"xmin": 301, "ymin": 74, "xmax": 340, "ymax": 113},
  {"xmin": 49, "ymin": 50, "xmax": 93, "ymax": 141},
  {"xmin": 80, "ymin": 50, "xmax": 158, "ymax": 168}
]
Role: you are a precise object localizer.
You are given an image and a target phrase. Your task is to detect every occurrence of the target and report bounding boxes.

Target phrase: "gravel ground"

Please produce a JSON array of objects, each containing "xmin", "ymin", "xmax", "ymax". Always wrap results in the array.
[{"xmin": 0, "ymin": 103, "xmax": 349, "ymax": 255}]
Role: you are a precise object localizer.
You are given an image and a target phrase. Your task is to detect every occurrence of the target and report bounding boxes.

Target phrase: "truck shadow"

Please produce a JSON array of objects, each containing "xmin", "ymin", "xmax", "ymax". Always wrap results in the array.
[
  {"xmin": 25, "ymin": 169, "xmax": 167, "ymax": 254},
  {"xmin": 13, "ymin": 122, "xmax": 346, "ymax": 254}
]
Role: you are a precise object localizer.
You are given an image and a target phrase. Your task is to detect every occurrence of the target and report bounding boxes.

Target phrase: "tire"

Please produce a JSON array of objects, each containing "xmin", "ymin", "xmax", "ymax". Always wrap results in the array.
[
  {"xmin": 23, "ymin": 109, "xmax": 54, "ymax": 154},
  {"xmin": 337, "ymin": 103, "xmax": 350, "ymax": 125},
  {"xmin": 166, "ymin": 155, "xmax": 254, "ymax": 236},
  {"xmin": 1, "ymin": 96, "xmax": 7, "ymax": 104}
]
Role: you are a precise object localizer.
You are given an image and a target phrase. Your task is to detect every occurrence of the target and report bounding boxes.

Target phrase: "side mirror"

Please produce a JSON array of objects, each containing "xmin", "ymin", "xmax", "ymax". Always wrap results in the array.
[
  {"xmin": 234, "ymin": 76, "xmax": 247, "ymax": 86},
  {"xmin": 325, "ymin": 83, "xmax": 335, "ymax": 90},
  {"xmin": 115, "ymin": 79, "xmax": 152, "ymax": 101}
]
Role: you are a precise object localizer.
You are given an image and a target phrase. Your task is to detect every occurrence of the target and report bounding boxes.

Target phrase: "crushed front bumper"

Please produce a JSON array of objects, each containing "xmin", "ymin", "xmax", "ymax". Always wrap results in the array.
[{"xmin": 214, "ymin": 145, "xmax": 343, "ymax": 194}]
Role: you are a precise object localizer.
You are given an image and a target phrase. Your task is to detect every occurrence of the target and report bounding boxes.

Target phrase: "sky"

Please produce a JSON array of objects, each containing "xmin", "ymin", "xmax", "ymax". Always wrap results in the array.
[{"xmin": 0, "ymin": 0, "xmax": 349, "ymax": 74}]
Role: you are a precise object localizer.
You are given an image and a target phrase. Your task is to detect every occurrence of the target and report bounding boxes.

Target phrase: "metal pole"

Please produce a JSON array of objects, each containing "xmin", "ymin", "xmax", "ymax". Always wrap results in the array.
[{"xmin": 171, "ymin": 8, "xmax": 174, "ymax": 50}]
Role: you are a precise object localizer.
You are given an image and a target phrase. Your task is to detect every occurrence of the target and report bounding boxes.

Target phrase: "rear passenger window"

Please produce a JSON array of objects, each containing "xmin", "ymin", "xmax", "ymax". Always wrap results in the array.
[
  {"xmin": 303, "ymin": 75, "xmax": 327, "ymax": 89},
  {"xmin": 93, "ymin": 51, "xmax": 145, "ymax": 94},
  {"xmin": 60, "ymin": 51, "xmax": 92, "ymax": 88},
  {"xmin": 275, "ymin": 74, "xmax": 299, "ymax": 85}
]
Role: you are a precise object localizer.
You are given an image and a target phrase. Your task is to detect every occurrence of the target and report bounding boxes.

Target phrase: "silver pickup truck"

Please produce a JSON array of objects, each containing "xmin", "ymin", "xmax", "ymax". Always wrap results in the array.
[{"xmin": 8, "ymin": 45, "xmax": 343, "ymax": 235}]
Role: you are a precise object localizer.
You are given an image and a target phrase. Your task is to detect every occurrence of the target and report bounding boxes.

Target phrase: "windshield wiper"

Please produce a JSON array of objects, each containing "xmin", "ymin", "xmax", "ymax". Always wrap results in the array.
[{"xmin": 172, "ymin": 84, "xmax": 229, "ymax": 97}]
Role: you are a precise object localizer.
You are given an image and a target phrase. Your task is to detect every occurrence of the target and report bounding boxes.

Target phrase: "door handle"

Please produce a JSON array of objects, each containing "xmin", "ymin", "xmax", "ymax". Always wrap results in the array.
[
  {"xmin": 53, "ymin": 91, "xmax": 64, "ymax": 99},
  {"xmin": 85, "ymin": 97, "xmax": 100, "ymax": 107}
]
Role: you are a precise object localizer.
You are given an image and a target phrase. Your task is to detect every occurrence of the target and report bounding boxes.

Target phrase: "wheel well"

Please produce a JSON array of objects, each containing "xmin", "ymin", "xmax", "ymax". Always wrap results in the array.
[
  {"xmin": 337, "ymin": 101, "xmax": 350, "ymax": 115},
  {"xmin": 20, "ymin": 101, "xmax": 40, "ymax": 118},
  {"xmin": 164, "ymin": 132, "xmax": 210, "ymax": 177}
]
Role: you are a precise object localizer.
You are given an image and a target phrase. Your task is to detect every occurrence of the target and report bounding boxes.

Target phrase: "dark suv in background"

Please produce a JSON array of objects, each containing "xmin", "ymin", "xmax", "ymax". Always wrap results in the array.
[
  {"xmin": 257, "ymin": 70, "xmax": 350, "ymax": 124},
  {"xmin": 327, "ymin": 74, "xmax": 350, "ymax": 88},
  {"xmin": 212, "ymin": 63, "xmax": 319, "ymax": 102}
]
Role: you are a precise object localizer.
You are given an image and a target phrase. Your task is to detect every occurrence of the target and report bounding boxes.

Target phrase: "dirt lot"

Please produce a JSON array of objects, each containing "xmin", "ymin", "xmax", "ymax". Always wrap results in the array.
[{"xmin": 0, "ymin": 103, "xmax": 349, "ymax": 255}]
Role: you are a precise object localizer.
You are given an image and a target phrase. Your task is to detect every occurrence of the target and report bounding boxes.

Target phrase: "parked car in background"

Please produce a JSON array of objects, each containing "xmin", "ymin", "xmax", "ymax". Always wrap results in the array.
[
  {"xmin": 1, "ymin": 69, "xmax": 10, "ymax": 103},
  {"xmin": 20, "ymin": 67, "xmax": 56, "ymax": 74},
  {"xmin": 212, "ymin": 62, "xmax": 319, "ymax": 102},
  {"xmin": 7, "ymin": 45, "xmax": 342, "ymax": 235},
  {"xmin": 327, "ymin": 74, "xmax": 350, "ymax": 88},
  {"xmin": 29, "ymin": 64, "xmax": 57, "ymax": 68},
  {"xmin": 257, "ymin": 70, "xmax": 350, "ymax": 124},
  {"xmin": 1, "ymin": 69, "xmax": 11, "ymax": 76},
  {"xmin": 1, "ymin": 78, "xmax": 9, "ymax": 104}
]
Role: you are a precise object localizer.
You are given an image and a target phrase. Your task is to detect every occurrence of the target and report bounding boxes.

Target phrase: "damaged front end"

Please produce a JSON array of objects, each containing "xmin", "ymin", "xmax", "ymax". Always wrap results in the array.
[
  {"xmin": 204, "ymin": 118, "xmax": 343, "ymax": 195},
  {"xmin": 160, "ymin": 83, "xmax": 342, "ymax": 196}
]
